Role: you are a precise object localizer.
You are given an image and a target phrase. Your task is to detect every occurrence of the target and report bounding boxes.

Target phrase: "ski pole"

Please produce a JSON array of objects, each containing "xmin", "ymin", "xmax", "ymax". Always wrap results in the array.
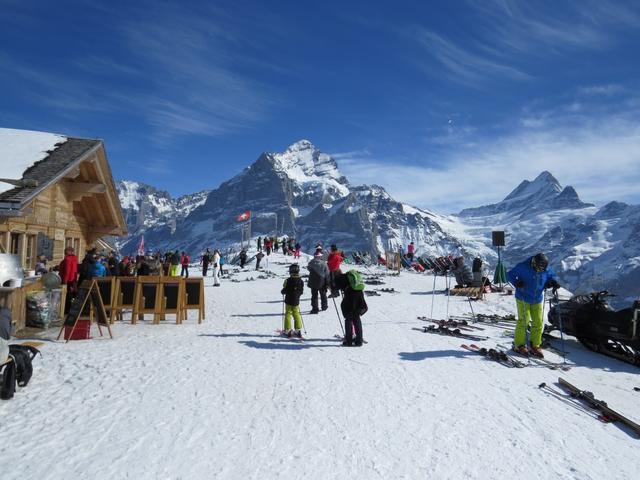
[
  {"xmin": 430, "ymin": 273, "xmax": 437, "ymax": 319},
  {"xmin": 282, "ymin": 295, "xmax": 285, "ymax": 332},
  {"xmin": 555, "ymin": 292, "xmax": 567, "ymax": 364},
  {"xmin": 299, "ymin": 310, "xmax": 307, "ymax": 335},
  {"xmin": 445, "ymin": 271, "xmax": 451, "ymax": 321},
  {"xmin": 331, "ymin": 295, "xmax": 345, "ymax": 335},
  {"xmin": 467, "ymin": 296, "xmax": 477, "ymax": 323}
]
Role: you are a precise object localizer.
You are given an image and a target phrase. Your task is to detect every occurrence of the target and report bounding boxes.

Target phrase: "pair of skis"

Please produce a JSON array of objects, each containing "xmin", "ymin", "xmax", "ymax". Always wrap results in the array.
[
  {"xmin": 541, "ymin": 378, "xmax": 640, "ymax": 438},
  {"xmin": 418, "ymin": 316, "xmax": 485, "ymax": 331},
  {"xmin": 507, "ymin": 345, "xmax": 571, "ymax": 371},
  {"xmin": 461, "ymin": 343, "xmax": 571, "ymax": 371},
  {"xmin": 413, "ymin": 325, "xmax": 488, "ymax": 342},
  {"xmin": 461, "ymin": 344, "xmax": 525, "ymax": 368}
]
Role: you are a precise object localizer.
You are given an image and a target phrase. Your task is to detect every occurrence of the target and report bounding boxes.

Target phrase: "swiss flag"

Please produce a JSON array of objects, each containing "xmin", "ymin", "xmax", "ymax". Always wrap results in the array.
[{"xmin": 236, "ymin": 210, "xmax": 251, "ymax": 222}]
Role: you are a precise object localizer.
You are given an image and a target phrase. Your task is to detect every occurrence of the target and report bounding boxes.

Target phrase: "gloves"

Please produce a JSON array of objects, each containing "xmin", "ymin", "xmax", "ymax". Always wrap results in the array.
[
  {"xmin": 544, "ymin": 279, "xmax": 560, "ymax": 292},
  {"xmin": 515, "ymin": 280, "xmax": 524, "ymax": 289}
]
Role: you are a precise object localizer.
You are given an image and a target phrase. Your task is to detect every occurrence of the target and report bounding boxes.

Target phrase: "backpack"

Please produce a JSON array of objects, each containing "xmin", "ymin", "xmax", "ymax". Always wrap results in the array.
[
  {"xmin": 8, "ymin": 344, "xmax": 40, "ymax": 387},
  {"xmin": 1, "ymin": 360, "xmax": 16, "ymax": 400},
  {"xmin": 346, "ymin": 270, "xmax": 365, "ymax": 291}
]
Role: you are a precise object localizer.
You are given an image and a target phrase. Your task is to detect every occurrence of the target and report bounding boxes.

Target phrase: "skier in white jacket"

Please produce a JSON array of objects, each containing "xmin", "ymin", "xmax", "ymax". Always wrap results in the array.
[{"xmin": 212, "ymin": 249, "xmax": 221, "ymax": 286}]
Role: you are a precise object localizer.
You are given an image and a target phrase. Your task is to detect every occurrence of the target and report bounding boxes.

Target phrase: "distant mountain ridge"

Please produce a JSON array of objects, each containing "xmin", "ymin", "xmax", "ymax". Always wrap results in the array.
[{"xmin": 115, "ymin": 141, "xmax": 640, "ymax": 304}]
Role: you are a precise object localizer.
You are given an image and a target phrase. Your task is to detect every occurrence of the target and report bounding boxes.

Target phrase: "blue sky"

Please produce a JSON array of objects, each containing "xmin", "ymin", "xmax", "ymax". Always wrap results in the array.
[{"xmin": 1, "ymin": 0, "xmax": 639, "ymax": 212}]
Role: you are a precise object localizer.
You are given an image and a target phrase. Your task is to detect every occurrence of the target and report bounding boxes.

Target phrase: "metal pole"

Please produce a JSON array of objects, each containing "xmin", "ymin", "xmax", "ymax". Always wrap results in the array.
[
  {"xmin": 282, "ymin": 295, "xmax": 286, "ymax": 332},
  {"xmin": 430, "ymin": 273, "xmax": 437, "ymax": 319},
  {"xmin": 332, "ymin": 295, "xmax": 345, "ymax": 335},
  {"xmin": 445, "ymin": 270, "xmax": 451, "ymax": 321}
]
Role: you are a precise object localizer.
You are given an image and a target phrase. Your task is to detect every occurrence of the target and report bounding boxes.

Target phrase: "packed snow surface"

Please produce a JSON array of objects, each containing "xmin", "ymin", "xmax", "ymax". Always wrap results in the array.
[
  {"xmin": 0, "ymin": 128, "xmax": 67, "ymax": 194},
  {"xmin": 2, "ymin": 252, "xmax": 639, "ymax": 479}
]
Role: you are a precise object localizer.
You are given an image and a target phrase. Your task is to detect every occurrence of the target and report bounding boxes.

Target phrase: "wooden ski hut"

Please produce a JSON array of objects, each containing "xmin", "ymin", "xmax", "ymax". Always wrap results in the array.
[{"xmin": 0, "ymin": 128, "xmax": 127, "ymax": 269}]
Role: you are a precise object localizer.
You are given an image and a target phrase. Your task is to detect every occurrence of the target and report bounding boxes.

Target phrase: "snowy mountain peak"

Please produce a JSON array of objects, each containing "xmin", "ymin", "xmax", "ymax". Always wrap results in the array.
[
  {"xmin": 503, "ymin": 170, "xmax": 562, "ymax": 202},
  {"xmin": 285, "ymin": 139, "xmax": 315, "ymax": 153},
  {"xmin": 267, "ymin": 140, "xmax": 350, "ymax": 196}
]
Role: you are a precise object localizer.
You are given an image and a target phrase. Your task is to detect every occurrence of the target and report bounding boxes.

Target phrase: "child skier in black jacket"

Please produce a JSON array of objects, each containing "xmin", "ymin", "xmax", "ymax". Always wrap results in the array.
[
  {"xmin": 281, "ymin": 264, "xmax": 304, "ymax": 338},
  {"xmin": 334, "ymin": 272, "xmax": 368, "ymax": 346}
]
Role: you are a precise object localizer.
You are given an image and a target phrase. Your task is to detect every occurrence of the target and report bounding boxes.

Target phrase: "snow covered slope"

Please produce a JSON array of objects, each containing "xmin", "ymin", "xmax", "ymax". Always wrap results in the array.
[{"xmin": 2, "ymin": 256, "xmax": 638, "ymax": 479}]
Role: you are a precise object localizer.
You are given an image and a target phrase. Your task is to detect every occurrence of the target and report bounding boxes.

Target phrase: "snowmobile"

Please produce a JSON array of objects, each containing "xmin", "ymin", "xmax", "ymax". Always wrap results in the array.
[{"xmin": 546, "ymin": 291, "xmax": 640, "ymax": 366}]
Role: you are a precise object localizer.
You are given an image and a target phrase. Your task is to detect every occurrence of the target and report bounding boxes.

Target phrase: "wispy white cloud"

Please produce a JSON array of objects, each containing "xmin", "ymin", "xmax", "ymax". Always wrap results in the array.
[
  {"xmin": 409, "ymin": 28, "xmax": 530, "ymax": 86},
  {"xmin": 1, "ymin": 2, "xmax": 284, "ymax": 141},
  {"xmin": 396, "ymin": 0, "xmax": 640, "ymax": 87},
  {"xmin": 341, "ymin": 96, "xmax": 640, "ymax": 213},
  {"xmin": 578, "ymin": 84, "xmax": 626, "ymax": 97}
]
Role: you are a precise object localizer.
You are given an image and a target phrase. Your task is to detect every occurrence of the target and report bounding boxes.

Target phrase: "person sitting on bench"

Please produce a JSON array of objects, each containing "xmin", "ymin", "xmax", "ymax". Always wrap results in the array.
[{"xmin": 451, "ymin": 256, "xmax": 474, "ymax": 288}]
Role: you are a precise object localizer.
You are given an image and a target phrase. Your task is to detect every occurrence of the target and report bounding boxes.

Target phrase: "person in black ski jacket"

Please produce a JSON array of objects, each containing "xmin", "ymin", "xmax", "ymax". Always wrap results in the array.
[
  {"xmin": 281, "ymin": 264, "xmax": 304, "ymax": 337},
  {"xmin": 307, "ymin": 250, "xmax": 330, "ymax": 313},
  {"xmin": 334, "ymin": 272, "xmax": 368, "ymax": 346},
  {"xmin": 78, "ymin": 248, "xmax": 97, "ymax": 285},
  {"xmin": 255, "ymin": 251, "xmax": 265, "ymax": 270},
  {"xmin": 239, "ymin": 249, "xmax": 248, "ymax": 268},
  {"xmin": 201, "ymin": 249, "xmax": 211, "ymax": 276}
]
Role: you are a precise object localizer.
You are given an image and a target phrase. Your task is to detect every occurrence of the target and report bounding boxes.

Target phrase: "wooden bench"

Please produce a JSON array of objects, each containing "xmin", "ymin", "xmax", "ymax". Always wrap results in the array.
[{"xmin": 451, "ymin": 287, "xmax": 484, "ymax": 299}]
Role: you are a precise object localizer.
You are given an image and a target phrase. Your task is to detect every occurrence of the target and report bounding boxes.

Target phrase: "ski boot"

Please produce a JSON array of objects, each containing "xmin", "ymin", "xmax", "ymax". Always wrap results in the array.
[
  {"xmin": 513, "ymin": 345, "xmax": 529, "ymax": 356},
  {"xmin": 293, "ymin": 329, "xmax": 303, "ymax": 339},
  {"xmin": 529, "ymin": 346, "xmax": 544, "ymax": 358}
]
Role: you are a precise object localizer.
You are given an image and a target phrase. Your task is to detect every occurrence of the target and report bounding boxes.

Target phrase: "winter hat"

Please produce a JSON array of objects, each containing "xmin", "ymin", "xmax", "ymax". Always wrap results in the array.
[
  {"xmin": 330, "ymin": 244, "xmax": 338, "ymax": 252},
  {"xmin": 531, "ymin": 253, "xmax": 549, "ymax": 272}
]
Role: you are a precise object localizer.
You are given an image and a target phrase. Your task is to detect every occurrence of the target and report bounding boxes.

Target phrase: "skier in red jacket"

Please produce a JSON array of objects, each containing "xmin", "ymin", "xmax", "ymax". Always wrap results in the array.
[
  {"xmin": 327, "ymin": 244, "xmax": 344, "ymax": 298},
  {"xmin": 59, "ymin": 246, "xmax": 79, "ymax": 313}
]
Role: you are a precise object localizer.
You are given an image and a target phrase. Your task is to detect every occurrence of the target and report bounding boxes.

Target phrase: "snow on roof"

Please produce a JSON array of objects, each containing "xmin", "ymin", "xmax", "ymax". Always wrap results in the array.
[{"xmin": 0, "ymin": 127, "xmax": 68, "ymax": 194}]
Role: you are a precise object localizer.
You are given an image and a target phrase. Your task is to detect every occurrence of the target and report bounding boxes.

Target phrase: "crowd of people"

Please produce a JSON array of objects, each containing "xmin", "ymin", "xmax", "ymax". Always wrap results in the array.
[{"xmin": 27, "ymin": 237, "xmax": 560, "ymax": 355}]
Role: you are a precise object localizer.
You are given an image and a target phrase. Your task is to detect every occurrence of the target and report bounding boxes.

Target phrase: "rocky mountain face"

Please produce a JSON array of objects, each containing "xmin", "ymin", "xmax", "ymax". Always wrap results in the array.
[
  {"xmin": 115, "ymin": 143, "xmax": 640, "ymax": 305},
  {"xmin": 116, "ymin": 180, "xmax": 209, "ymax": 246}
]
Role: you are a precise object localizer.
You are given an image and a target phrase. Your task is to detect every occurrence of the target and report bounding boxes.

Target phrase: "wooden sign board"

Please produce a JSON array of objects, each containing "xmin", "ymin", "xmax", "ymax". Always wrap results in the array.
[
  {"xmin": 94, "ymin": 277, "xmax": 115, "ymax": 322},
  {"xmin": 132, "ymin": 276, "xmax": 162, "ymax": 324},
  {"xmin": 56, "ymin": 279, "xmax": 112, "ymax": 342},
  {"xmin": 160, "ymin": 277, "xmax": 184, "ymax": 324},
  {"xmin": 183, "ymin": 277, "xmax": 205, "ymax": 323},
  {"xmin": 113, "ymin": 277, "xmax": 137, "ymax": 322}
]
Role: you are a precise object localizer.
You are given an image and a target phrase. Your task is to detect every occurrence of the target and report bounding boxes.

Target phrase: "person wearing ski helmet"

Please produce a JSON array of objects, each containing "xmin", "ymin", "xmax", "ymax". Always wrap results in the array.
[
  {"xmin": 507, "ymin": 253, "xmax": 560, "ymax": 358},
  {"xmin": 281, "ymin": 263, "xmax": 304, "ymax": 337}
]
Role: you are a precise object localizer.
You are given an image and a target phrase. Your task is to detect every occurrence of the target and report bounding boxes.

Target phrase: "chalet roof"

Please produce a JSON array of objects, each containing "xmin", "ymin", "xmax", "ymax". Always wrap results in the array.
[{"xmin": 0, "ymin": 137, "xmax": 101, "ymax": 206}]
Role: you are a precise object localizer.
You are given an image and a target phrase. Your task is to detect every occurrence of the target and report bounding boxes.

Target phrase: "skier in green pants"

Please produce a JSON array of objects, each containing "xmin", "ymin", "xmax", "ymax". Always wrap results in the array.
[
  {"xmin": 507, "ymin": 253, "xmax": 560, "ymax": 358},
  {"xmin": 281, "ymin": 264, "xmax": 304, "ymax": 338}
]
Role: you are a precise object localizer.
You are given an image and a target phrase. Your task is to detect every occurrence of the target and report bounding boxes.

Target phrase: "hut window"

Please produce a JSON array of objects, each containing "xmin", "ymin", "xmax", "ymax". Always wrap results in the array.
[
  {"xmin": 25, "ymin": 234, "xmax": 37, "ymax": 269},
  {"xmin": 10, "ymin": 232, "xmax": 21, "ymax": 255}
]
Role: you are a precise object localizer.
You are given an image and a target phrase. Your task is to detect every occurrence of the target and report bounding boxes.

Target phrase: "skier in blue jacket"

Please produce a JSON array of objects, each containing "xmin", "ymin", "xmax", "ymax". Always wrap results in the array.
[{"xmin": 507, "ymin": 253, "xmax": 560, "ymax": 358}]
